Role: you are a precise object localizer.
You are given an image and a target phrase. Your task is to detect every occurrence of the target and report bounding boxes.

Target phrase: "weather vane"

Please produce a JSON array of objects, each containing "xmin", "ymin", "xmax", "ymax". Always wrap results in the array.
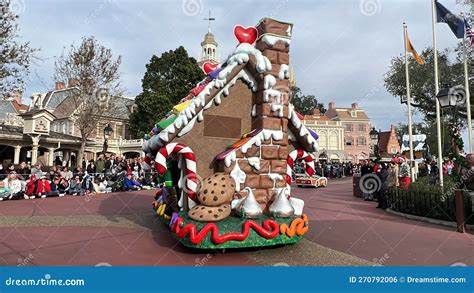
[{"xmin": 204, "ymin": 10, "xmax": 215, "ymax": 33}]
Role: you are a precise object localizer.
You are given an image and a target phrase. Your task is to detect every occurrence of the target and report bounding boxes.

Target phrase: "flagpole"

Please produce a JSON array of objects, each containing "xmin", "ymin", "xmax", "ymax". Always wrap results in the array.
[
  {"xmin": 461, "ymin": 12, "xmax": 472, "ymax": 153},
  {"xmin": 431, "ymin": 0, "xmax": 444, "ymax": 188},
  {"xmin": 404, "ymin": 22, "xmax": 416, "ymax": 182}
]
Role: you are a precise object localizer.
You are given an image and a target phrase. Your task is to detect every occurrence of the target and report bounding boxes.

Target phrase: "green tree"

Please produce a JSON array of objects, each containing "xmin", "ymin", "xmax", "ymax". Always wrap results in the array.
[
  {"xmin": 290, "ymin": 86, "xmax": 326, "ymax": 115},
  {"xmin": 130, "ymin": 46, "xmax": 204, "ymax": 137},
  {"xmin": 384, "ymin": 48, "xmax": 466, "ymax": 121}
]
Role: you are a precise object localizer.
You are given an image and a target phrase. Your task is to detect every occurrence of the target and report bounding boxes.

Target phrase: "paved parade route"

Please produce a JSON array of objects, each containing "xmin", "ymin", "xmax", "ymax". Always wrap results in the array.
[{"xmin": 0, "ymin": 179, "xmax": 472, "ymax": 266}]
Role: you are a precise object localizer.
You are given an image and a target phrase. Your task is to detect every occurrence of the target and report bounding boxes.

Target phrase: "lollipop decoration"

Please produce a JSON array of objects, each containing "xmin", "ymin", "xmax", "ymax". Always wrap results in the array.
[{"xmin": 202, "ymin": 62, "xmax": 219, "ymax": 74}]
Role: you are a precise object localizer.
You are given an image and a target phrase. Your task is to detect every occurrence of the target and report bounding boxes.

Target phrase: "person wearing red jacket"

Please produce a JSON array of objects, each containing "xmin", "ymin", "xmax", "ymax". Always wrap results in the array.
[
  {"xmin": 25, "ymin": 175, "xmax": 38, "ymax": 199},
  {"xmin": 37, "ymin": 176, "xmax": 61, "ymax": 198}
]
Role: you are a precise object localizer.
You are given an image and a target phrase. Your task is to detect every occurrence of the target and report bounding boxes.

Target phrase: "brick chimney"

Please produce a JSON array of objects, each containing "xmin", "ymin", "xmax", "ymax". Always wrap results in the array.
[
  {"xmin": 312, "ymin": 108, "xmax": 320, "ymax": 116},
  {"xmin": 239, "ymin": 18, "xmax": 292, "ymax": 211},
  {"xmin": 68, "ymin": 78, "xmax": 79, "ymax": 88},
  {"xmin": 55, "ymin": 81, "xmax": 65, "ymax": 90},
  {"xmin": 351, "ymin": 102, "xmax": 359, "ymax": 109},
  {"xmin": 328, "ymin": 101, "xmax": 335, "ymax": 109}
]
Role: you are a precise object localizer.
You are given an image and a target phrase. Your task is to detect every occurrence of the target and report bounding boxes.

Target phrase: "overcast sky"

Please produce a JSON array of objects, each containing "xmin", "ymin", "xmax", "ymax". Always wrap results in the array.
[{"xmin": 14, "ymin": 0, "xmax": 471, "ymax": 131}]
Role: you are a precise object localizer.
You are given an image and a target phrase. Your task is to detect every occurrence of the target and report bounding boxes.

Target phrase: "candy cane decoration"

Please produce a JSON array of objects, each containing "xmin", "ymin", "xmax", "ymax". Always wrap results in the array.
[
  {"xmin": 286, "ymin": 149, "xmax": 315, "ymax": 184},
  {"xmin": 155, "ymin": 143, "xmax": 198, "ymax": 210}
]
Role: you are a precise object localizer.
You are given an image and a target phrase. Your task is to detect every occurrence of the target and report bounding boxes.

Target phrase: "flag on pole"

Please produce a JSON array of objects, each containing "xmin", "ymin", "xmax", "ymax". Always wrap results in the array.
[
  {"xmin": 465, "ymin": 18, "xmax": 474, "ymax": 47},
  {"xmin": 405, "ymin": 31, "xmax": 425, "ymax": 65},
  {"xmin": 436, "ymin": 0, "xmax": 465, "ymax": 39}
]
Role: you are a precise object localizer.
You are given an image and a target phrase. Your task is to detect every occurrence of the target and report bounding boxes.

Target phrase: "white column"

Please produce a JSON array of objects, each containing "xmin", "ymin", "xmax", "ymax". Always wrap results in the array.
[
  {"xmin": 13, "ymin": 145, "xmax": 21, "ymax": 164},
  {"xmin": 48, "ymin": 148, "xmax": 55, "ymax": 166},
  {"xmin": 30, "ymin": 135, "xmax": 40, "ymax": 165},
  {"xmin": 31, "ymin": 146, "xmax": 38, "ymax": 165}
]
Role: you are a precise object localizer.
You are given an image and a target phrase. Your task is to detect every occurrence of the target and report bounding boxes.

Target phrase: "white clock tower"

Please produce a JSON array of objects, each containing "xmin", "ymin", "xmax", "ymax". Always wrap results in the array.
[{"xmin": 198, "ymin": 11, "xmax": 219, "ymax": 66}]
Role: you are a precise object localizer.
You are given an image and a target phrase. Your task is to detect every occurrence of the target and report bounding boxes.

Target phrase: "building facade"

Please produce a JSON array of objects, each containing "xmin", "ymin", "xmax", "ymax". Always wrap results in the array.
[
  {"xmin": 377, "ymin": 125, "xmax": 400, "ymax": 160},
  {"xmin": 0, "ymin": 82, "xmax": 143, "ymax": 167},
  {"xmin": 325, "ymin": 102, "xmax": 371, "ymax": 163},
  {"xmin": 302, "ymin": 109, "xmax": 345, "ymax": 162}
]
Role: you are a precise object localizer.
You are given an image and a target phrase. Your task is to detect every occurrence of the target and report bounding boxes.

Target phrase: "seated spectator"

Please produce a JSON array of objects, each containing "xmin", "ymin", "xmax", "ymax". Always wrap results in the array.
[
  {"xmin": 37, "ymin": 176, "xmax": 60, "ymax": 198},
  {"xmin": 97, "ymin": 177, "xmax": 112, "ymax": 193},
  {"xmin": 82, "ymin": 175, "xmax": 95, "ymax": 195},
  {"xmin": 50, "ymin": 177, "xmax": 64, "ymax": 197},
  {"xmin": 30, "ymin": 163, "xmax": 43, "ymax": 179},
  {"xmin": 86, "ymin": 162, "xmax": 96, "ymax": 176},
  {"xmin": 60, "ymin": 166, "xmax": 73, "ymax": 180},
  {"xmin": 58, "ymin": 177, "xmax": 69, "ymax": 194},
  {"xmin": 0, "ymin": 172, "xmax": 27, "ymax": 201},
  {"xmin": 25, "ymin": 175, "xmax": 38, "ymax": 199},
  {"xmin": 73, "ymin": 167, "xmax": 85, "ymax": 180},
  {"xmin": 124, "ymin": 174, "xmax": 143, "ymax": 191},
  {"xmin": 16, "ymin": 162, "xmax": 30, "ymax": 179},
  {"xmin": 68, "ymin": 175, "xmax": 82, "ymax": 196}
]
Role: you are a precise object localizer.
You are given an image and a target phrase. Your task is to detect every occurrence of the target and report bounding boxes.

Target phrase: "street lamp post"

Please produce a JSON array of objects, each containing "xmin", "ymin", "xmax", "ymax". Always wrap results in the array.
[
  {"xmin": 102, "ymin": 124, "xmax": 113, "ymax": 157},
  {"xmin": 436, "ymin": 86, "xmax": 464, "ymax": 182},
  {"xmin": 369, "ymin": 127, "xmax": 379, "ymax": 161}
]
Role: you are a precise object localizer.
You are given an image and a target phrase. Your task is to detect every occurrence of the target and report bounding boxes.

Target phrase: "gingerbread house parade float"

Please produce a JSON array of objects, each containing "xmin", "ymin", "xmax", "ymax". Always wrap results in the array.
[{"xmin": 142, "ymin": 18, "xmax": 325, "ymax": 249}]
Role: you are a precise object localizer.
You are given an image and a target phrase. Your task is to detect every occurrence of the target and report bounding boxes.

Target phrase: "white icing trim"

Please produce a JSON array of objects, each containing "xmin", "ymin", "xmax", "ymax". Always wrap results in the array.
[
  {"xmin": 261, "ymin": 35, "xmax": 291, "ymax": 47},
  {"xmin": 278, "ymin": 64, "xmax": 290, "ymax": 80},
  {"xmin": 230, "ymin": 161, "xmax": 246, "ymax": 192}
]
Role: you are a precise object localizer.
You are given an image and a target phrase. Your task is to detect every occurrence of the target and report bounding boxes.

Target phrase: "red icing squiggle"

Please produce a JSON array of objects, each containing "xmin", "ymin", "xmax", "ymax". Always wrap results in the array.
[{"xmin": 172, "ymin": 217, "xmax": 279, "ymax": 245}]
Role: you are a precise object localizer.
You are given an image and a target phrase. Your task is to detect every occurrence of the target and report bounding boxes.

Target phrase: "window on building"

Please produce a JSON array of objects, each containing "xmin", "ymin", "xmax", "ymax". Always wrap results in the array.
[
  {"xmin": 96, "ymin": 122, "xmax": 106, "ymax": 139},
  {"xmin": 345, "ymin": 124, "xmax": 353, "ymax": 132},
  {"xmin": 116, "ymin": 124, "xmax": 123, "ymax": 139},
  {"xmin": 358, "ymin": 124, "xmax": 365, "ymax": 132},
  {"xmin": 207, "ymin": 48, "xmax": 211, "ymax": 55},
  {"xmin": 318, "ymin": 135, "xmax": 327, "ymax": 149},
  {"xmin": 329, "ymin": 136, "xmax": 338, "ymax": 150},
  {"xmin": 357, "ymin": 136, "xmax": 366, "ymax": 146},
  {"xmin": 391, "ymin": 146, "xmax": 398, "ymax": 154},
  {"xmin": 345, "ymin": 137, "xmax": 353, "ymax": 146},
  {"xmin": 350, "ymin": 110, "xmax": 356, "ymax": 117}
]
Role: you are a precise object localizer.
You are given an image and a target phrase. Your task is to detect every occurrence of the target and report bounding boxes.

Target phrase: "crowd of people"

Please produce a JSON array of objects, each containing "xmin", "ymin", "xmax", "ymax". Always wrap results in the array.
[
  {"xmin": 0, "ymin": 155, "xmax": 162, "ymax": 201},
  {"xmin": 357, "ymin": 157, "xmax": 446, "ymax": 210}
]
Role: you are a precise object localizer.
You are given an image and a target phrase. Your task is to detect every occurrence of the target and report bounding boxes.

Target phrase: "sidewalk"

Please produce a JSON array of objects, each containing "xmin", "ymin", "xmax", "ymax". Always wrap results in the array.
[{"xmin": 295, "ymin": 178, "xmax": 474, "ymax": 266}]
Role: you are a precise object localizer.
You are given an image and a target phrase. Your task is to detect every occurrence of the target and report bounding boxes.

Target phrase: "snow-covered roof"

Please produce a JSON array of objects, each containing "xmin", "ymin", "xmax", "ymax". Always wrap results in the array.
[{"xmin": 142, "ymin": 27, "xmax": 319, "ymax": 159}]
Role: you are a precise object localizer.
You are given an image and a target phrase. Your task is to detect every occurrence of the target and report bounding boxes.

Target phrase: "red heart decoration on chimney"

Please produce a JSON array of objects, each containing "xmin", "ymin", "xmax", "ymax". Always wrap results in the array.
[
  {"xmin": 233, "ymin": 25, "xmax": 258, "ymax": 45},
  {"xmin": 202, "ymin": 62, "xmax": 219, "ymax": 74}
]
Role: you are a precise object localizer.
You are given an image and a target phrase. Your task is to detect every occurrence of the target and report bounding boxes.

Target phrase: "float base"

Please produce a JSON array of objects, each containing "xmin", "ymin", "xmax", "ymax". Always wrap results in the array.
[{"xmin": 170, "ymin": 212, "xmax": 305, "ymax": 250}]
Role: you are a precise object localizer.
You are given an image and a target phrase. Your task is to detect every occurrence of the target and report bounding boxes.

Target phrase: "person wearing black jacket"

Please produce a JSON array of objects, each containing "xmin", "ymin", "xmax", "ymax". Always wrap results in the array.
[{"xmin": 376, "ymin": 164, "xmax": 389, "ymax": 209}]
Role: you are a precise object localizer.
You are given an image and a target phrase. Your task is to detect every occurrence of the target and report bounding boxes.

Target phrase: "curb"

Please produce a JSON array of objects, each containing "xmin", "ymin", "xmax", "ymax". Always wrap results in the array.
[{"xmin": 386, "ymin": 208, "xmax": 474, "ymax": 231}]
